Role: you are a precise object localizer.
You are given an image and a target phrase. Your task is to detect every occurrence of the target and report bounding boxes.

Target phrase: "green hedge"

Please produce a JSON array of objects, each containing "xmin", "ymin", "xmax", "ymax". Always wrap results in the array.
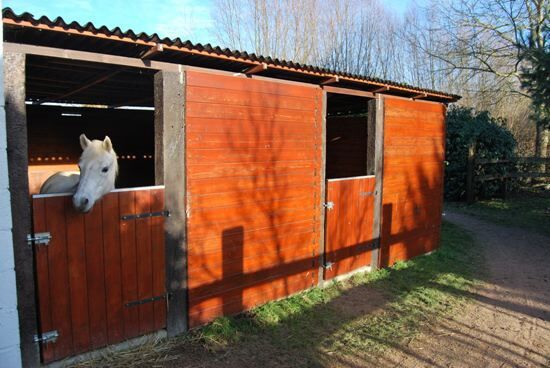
[{"xmin": 445, "ymin": 107, "xmax": 516, "ymax": 201}]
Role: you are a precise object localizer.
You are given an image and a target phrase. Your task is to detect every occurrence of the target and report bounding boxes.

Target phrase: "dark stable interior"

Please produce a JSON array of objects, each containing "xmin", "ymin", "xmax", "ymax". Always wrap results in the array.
[
  {"xmin": 325, "ymin": 93, "xmax": 370, "ymax": 179},
  {"xmin": 25, "ymin": 55, "xmax": 156, "ymax": 194}
]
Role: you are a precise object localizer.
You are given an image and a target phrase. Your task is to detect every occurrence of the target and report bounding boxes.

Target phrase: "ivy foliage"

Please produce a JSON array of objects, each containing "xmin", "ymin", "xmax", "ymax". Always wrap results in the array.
[{"xmin": 445, "ymin": 107, "xmax": 516, "ymax": 201}]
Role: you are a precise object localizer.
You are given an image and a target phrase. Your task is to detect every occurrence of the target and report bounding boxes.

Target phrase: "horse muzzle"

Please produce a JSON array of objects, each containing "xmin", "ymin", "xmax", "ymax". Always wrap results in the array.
[{"xmin": 72, "ymin": 194, "xmax": 93, "ymax": 213}]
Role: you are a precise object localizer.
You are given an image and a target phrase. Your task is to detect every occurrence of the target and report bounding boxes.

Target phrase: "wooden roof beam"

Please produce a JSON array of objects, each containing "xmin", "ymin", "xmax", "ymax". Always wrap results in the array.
[
  {"xmin": 320, "ymin": 76, "xmax": 339, "ymax": 85},
  {"xmin": 412, "ymin": 92, "xmax": 428, "ymax": 100},
  {"xmin": 38, "ymin": 68, "xmax": 123, "ymax": 104},
  {"xmin": 243, "ymin": 62, "xmax": 268, "ymax": 75},
  {"xmin": 108, "ymin": 96, "xmax": 153, "ymax": 108},
  {"xmin": 372, "ymin": 86, "xmax": 389, "ymax": 93},
  {"xmin": 323, "ymin": 85, "xmax": 374, "ymax": 98},
  {"xmin": 141, "ymin": 43, "xmax": 164, "ymax": 60}
]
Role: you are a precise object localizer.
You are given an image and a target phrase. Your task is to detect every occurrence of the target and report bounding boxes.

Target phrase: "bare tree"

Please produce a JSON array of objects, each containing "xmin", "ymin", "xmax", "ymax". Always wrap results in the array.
[
  {"xmin": 212, "ymin": 0, "xmax": 322, "ymax": 62},
  {"xmin": 211, "ymin": 0, "xmax": 546, "ymax": 158},
  {"xmin": 414, "ymin": 0, "xmax": 548, "ymax": 158}
]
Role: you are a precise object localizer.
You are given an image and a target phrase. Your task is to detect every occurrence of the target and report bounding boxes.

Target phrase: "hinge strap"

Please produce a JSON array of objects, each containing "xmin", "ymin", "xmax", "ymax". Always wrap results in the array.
[
  {"xmin": 125, "ymin": 294, "xmax": 167, "ymax": 308},
  {"xmin": 121, "ymin": 210, "xmax": 170, "ymax": 221}
]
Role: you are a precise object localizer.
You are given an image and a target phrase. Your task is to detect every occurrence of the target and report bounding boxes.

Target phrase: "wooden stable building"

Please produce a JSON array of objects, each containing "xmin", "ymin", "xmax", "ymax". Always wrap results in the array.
[{"xmin": 2, "ymin": 8, "xmax": 460, "ymax": 366}]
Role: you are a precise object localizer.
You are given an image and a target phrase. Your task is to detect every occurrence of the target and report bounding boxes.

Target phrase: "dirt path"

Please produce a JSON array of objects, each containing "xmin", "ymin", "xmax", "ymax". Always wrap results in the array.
[{"xmin": 370, "ymin": 211, "xmax": 550, "ymax": 368}]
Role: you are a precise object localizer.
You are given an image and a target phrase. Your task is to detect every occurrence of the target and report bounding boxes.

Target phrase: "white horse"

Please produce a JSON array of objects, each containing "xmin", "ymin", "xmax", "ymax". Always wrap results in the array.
[{"xmin": 40, "ymin": 134, "xmax": 118, "ymax": 213}]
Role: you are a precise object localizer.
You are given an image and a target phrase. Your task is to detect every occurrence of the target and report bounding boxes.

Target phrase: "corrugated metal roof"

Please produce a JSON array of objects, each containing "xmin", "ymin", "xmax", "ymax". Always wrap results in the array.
[{"xmin": 2, "ymin": 7, "xmax": 461, "ymax": 102}]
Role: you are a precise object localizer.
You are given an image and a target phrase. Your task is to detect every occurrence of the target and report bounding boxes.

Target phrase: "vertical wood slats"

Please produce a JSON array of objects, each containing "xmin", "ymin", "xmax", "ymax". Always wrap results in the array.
[
  {"xmin": 185, "ymin": 71, "xmax": 322, "ymax": 327},
  {"xmin": 324, "ymin": 176, "xmax": 376, "ymax": 280},
  {"xmin": 380, "ymin": 98, "xmax": 446, "ymax": 267},
  {"xmin": 32, "ymin": 187, "xmax": 166, "ymax": 364}
]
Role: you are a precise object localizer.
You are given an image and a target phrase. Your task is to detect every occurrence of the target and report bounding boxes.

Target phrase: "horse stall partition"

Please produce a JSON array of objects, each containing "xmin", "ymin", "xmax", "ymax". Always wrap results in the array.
[
  {"xmin": 184, "ymin": 70, "xmax": 322, "ymax": 327},
  {"xmin": 379, "ymin": 97, "xmax": 446, "ymax": 267},
  {"xmin": 324, "ymin": 176, "xmax": 376, "ymax": 279},
  {"xmin": 31, "ymin": 186, "xmax": 166, "ymax": 363}
]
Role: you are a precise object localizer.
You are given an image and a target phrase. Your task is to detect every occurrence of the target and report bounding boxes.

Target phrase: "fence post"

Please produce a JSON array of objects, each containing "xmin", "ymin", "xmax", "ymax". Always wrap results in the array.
[
  {"xmin": 501, "ymin": 177, "xmax": 509, "ymax": 200},
  {"xmin": 466, "ymin": 143, "xmax": 476, "ymax": 204}
]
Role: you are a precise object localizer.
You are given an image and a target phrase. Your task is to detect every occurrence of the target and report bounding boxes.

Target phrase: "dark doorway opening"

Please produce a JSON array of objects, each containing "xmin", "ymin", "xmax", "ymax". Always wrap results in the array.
[
  {"xmin": 325, "ymin": 93, "xmax": 371, "ymax": 179},
  {"xmin": 25, "ymin": 55, "xmax": 156, "ymax": 194}
]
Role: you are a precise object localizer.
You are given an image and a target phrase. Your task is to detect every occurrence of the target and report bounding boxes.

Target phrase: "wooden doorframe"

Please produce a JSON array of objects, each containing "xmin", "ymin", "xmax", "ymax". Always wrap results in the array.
[
  {"xmin": 5, "ymin": 49, "xmax": 189, "ymax": 366},
  {"xmin": 154, "ymin": 70, "xmax": 188, "ymax": 336},
  {"xmin": 4, "ymin": 51, "xmax": 40, "ymax": 368},
  {"xmin": 317, "ymin": 90, "xmax": 328, "ymax": 285},
  {"xmin": 368, "ymin": 95, "xmax": 385, "ymax": 270},
  {"xmin": 318, "ymin": 91, "xmax": 384, "ymax": 282}
]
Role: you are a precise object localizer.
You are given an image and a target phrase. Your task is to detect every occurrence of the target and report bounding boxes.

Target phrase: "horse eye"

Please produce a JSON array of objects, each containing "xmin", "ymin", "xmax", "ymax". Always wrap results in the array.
[{"xmin": 102, "ymin": 166, "xmax": 109, "ymax": 173}]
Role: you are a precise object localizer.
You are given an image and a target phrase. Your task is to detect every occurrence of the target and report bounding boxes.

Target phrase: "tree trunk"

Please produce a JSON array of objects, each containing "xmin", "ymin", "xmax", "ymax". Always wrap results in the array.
[{"xmin": 535, "ymin": 122, "xmax": 549, "ymax": 173}]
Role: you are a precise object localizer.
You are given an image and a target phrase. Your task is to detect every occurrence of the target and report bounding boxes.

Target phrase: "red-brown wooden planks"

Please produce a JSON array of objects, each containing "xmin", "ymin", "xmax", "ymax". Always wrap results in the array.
[
  {"xmin": 101, "ymin": 193, "xmax": 124, "ymax": 344},
  {"xmin": 32, "ymin": 187, "xmax": 167, "ymax": 364},
  {"xmin": 324, "ymin": 176, "xmax": 375, "ymax": 279},
  {"xmin": 380, "ymin": 97, "xmax": 446, "ymax": 267},
  {"xmin": 135, "ymin": 190, "xmax": 154, "ymax": 335},
  {"xmin": 150, "ymin": 189, "xmax": 166, "ymax": 331},
  {"xmin": 44, "ymin": 197, "xmax": 73, "ymax": 360},
  {"xmin": 186, "ymin": 71, "xmax": 316, "ymax": 98},
  {"xmin": 64, "ymin": 200, "xmax": 90, "ymax": 354},
  {"xmin": 118, "ymin": 190, "xmax": 139, "ymax": 339},
  {"xmin": 186, "ymin": 70, "xmax": 321, "ymax": 327},
  {"xmin": 32, "ymin": 198, "xmax": 55, "ymax": 363},
  {"xmin": 187, "ymin": 85, "xmax": 317, "ymax": 111},
  {"xmin": 84, "ymin": 204, "xmax": 108, "ymax": 349}
]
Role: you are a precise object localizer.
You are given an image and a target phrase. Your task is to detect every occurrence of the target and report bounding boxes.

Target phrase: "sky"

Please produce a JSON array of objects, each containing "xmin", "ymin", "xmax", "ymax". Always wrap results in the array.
[{"xmin": 5, "ymin": 0, "xmax": 416, "ymax": 46}]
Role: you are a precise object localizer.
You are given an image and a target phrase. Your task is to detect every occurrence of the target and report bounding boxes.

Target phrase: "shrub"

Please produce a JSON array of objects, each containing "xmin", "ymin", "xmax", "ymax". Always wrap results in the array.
[{"xmin": 445, "ymin": 107, "xmax": 516, "ymax": 201}]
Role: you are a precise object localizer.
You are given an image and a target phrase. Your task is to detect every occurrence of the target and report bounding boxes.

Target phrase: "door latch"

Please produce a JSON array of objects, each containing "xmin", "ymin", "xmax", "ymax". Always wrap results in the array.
[
  {"xmin": 27, "ymin": 232, "xmax": 51, "ymax": 246},
  {"xmin": 33, "ymin": 330, "xmax": 58, "ymax": 344}
]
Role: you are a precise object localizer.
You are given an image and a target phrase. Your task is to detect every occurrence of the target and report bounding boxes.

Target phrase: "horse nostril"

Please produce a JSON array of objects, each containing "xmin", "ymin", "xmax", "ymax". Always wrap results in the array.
[{"xmin": 81, "ymin": 197, "xmax": 89, "ymax": 206}]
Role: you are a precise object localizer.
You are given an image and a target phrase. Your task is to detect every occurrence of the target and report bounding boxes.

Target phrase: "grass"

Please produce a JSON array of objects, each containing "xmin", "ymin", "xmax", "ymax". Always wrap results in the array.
[
  {"xmin": 195, "ymin": 221, "xmax": 483, "ymax": 363},
  {"xmin": 76, "ymin": 221, "xmax": 483, "ymax": 367},
  {"xmin": 446, "ymin": 190, "xmax": 550, "ymax": 237}
]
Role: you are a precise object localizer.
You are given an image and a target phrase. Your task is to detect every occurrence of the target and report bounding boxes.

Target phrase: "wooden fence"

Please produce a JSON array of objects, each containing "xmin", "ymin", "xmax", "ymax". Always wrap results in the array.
[{"xmin": 466, "ymin": 149, "xmax": 550, "ymax": 203}]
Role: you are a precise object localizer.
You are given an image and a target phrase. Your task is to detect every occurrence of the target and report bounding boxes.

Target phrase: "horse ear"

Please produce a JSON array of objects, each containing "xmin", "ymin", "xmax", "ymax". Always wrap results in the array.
[
  {"xmin": 80, "ymin": 134, "xmax": 91, "ymax": 150},
  {"xmin": 103, "ymin": 136, "xmax": 113, "ymax": 152}
]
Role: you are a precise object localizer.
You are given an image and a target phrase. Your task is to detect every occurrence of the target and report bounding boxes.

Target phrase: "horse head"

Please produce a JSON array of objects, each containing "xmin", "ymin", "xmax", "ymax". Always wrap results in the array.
[{"xmin": 73, "ymin": 134, "xmax": 118, "ymax": 213}]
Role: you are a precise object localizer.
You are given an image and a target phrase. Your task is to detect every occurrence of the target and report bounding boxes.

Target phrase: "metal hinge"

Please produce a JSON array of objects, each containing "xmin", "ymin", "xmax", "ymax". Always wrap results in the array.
[
  {"xmin": 33, "ymin": 330, "xmax": 58, "ymax": 344},
  {"xmin": 323, "ymin": 262, "xmax": 334, "ymax": 270},
  {"xmin": 125, "ymin": 293, "xmax": 168, "ymax": 308},
  {"xmin": 27, "ymin": 232, "xmax": 51, "ymax": 246},
  {"xmin": 323, "ymin": 201, "xmax": 334, "ymax": 210},
  {"xmin": 121, "ymin": 210, "xmax": 170, "ymax": 221}
]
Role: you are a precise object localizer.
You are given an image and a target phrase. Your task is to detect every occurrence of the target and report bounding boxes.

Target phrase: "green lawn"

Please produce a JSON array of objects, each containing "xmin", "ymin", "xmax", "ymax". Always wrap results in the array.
[
  {"xmin": 446, "ymin": 191, "xmax": 550, "ymax": 237},
  {"xmin": 77, "ymin": 222, "xmax": 483, "ymax": 367}
]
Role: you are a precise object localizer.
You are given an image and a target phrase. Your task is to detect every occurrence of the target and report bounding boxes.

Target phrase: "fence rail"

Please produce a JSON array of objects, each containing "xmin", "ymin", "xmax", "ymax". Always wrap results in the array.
[
  {"xmin": 466, "ymin": 147, "xmax": 550, "ymax": 203},
  {"xmin": 475, "ymin": 157, "xmax": 550, "ymax": 165}
]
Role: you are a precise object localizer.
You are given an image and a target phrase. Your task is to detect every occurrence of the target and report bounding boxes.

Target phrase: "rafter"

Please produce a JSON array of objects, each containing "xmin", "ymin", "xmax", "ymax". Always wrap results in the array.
[
  {"xmin": 141, "ymin": 43, "xmax": 164, "ymax": 60},
  {"xmin": 320, "ymin": 76, "xmax": 339, "ymax": 85},
  {"xmin": 38, "ymin": 69, "xmax": 123, "ymax": 104},
  {"xmin": 243, "ymin": 62, "xmax": 268, "ymax": 75},
  {"xmin": 412, "ymin": 93, "xmax": 428, "ymax": 100},
  {"xmin": 372, "ymin": 86, "xmax": 389, "ymax": 93}
]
